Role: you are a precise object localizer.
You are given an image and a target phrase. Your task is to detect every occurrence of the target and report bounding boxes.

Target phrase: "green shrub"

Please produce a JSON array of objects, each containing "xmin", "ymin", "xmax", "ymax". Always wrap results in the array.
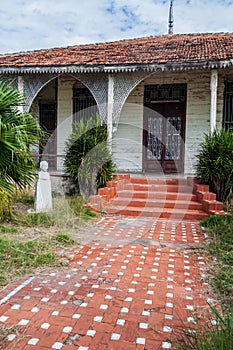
[
  {"xmin": 64, "ymin": 116, "xmax": 115, "ymax": 200},
  {"xmin": 0, "ymin": 187, "xmax": 12, "ymax": 219},
  {"xmin": 196, "ymin": 129, "xmax": 233, "ymax": 202}
]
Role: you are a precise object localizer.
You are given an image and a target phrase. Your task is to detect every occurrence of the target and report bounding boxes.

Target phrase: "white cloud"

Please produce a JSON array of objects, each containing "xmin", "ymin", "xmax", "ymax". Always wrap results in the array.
[{"xmin": 0, "ymin": 0, "xmax": 232, "ymax": 53}]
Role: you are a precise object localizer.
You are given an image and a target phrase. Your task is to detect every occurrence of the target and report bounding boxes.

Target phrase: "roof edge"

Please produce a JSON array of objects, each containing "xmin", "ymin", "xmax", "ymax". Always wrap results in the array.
[{"xmin": 0, "ymin": 59, "xmax": 233, "ymax": 75}]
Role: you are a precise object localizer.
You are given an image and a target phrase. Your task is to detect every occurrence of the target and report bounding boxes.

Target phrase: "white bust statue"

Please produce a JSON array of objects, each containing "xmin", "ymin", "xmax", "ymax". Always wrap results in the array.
[{"xmin": 34, "ymin": 161, "xmax": 52, "ymax": 212}]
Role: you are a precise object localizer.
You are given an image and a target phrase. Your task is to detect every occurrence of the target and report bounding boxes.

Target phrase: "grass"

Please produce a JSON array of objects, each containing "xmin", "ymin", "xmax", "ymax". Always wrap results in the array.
[
  {"xmin": 200, "ymin": 213, "xmax": 233, "ymax": 306},
  {"xmin": 0, "ymin": 237, "xmax": 57, "ymax": 286},
  {"xmin": 0, "ymin": 192, "xmax": 98, "ymax": 287},
  {"xmin": 175, "ymin": 212, "xmax": 233, "ymax": 349},
  {"xmin": 175, "ymin": 306, "xmax": 233, "ymax": 350}
]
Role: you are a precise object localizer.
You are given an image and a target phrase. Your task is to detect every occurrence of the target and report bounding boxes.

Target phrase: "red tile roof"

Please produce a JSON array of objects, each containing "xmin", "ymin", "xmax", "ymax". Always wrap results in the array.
[{"xmin": 0, "ymin": 33, "xmax": 233, "ymax": 69}]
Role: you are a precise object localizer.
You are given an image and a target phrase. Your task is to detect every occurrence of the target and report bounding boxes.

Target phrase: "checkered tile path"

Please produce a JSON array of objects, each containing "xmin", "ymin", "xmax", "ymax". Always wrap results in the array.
[{"xmin": 0, "ymin": 217, "xmax": 214, "ymax": 350}]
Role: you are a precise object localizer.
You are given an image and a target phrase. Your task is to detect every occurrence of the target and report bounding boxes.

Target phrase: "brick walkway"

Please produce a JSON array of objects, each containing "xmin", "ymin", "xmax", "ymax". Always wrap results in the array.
[{"xmin": 0, "ymin": 216, "xmax": 213, "ymax": 350}]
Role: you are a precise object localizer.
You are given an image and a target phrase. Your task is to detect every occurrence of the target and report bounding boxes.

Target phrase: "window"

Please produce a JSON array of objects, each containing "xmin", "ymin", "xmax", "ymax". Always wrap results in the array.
[
  {"xmin": 144, "ymin": 84, "xmax": 186, "ymax": 103},
  {"xmin": 73, "ymin": 86, "xmax": 98, "ymax": 124},
  {"xmin": 223, "ymin": 81, "xmax": 233, "ymax": 131}
]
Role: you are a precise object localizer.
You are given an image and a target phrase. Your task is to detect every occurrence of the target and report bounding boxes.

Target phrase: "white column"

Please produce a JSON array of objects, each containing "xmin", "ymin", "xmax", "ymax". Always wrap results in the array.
[
  {"xmin": 18, "ymin": 76, "xmax": 24, "ymax": 113},
  {"xmin": 107, "ymin": 74, "xmax": 114, "ymax": 150},
  {"xmin": 210, "ymin": 69, "xmax": 218, "ymax": 132}
]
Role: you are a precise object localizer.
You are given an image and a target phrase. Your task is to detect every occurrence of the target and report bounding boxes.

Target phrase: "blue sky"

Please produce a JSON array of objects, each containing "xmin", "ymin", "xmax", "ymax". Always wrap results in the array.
[{"xmin": 0, "ymin": 0, "xmax": 232, "ymax": 54}]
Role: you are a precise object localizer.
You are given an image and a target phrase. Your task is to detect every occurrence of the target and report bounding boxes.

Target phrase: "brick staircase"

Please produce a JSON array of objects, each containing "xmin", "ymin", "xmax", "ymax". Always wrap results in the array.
[{"xmin": 87, "ymin": 174, "xmax": 225, "ymax": 221}]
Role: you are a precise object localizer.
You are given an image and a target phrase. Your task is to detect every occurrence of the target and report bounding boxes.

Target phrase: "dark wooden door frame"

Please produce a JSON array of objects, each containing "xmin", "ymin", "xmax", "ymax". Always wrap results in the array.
[{"xmin": 143, "ymin": 84, "xmax": 187, "ymax": 174}]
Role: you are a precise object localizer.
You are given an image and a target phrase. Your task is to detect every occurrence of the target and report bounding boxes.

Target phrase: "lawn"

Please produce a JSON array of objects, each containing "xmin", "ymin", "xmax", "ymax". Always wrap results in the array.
[{"xmin": 0, "ymin": 192, "xmax": 98, "ymax": 287}]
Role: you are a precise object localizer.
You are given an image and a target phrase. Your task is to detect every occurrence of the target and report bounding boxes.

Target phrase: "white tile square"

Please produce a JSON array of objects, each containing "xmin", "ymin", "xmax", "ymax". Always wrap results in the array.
[
  {"xmin": 139, "ymin": 323, "xmax": 148, "ymax": 329},
  {"xmin": 80, "ymin": 303, "xmax": 88, "ymax": 308},
  {"xmin": 105, "ymin": 295, "xmax": 112, "ymax": 300},
  {"xmin": 18, "ymin": 319, "xmax": 29, "ymax": 326},
  {"xmin": 41, "ymin": 323, "xmax": 50, "ymax": 329},
  {"xmin": 7, "ymin": 334, "xmax": 16, "ymax": 341},
  {"xmin": 31, "ymin": 307, "xmax": 40, "ymax": 313},
  {"xmin": 111, "ymin": 333, "xmax": 121, "ymax": 340},
  {"xmin": 87, "ymin": 293, "xmax": 94, "ymax": 298},
  {"xmin": 142, "ymin": 310, "xmax": 150, "ymax": 316},
  {"xmin": 100, "ymin": 304, "xmax": 108, "ymax": 310},
  {"xmin": 0, "ymin": 316, "xmax": 8, "ymax": 322},
  {"xmin": 72, "ymin": 313, "xmax": 81, "ymax": 319},
  {"xmin": 166, "ymin": 293, "xmax": 174, "ymax": 298},
  {"xmin": 63, "ymin": 326, "xmax": 73, "ymax": 333},
  {"xmin": 164, "ymin": 314, "xmax": 173, "ymax": 320},
  {"xmin": 28, "ymin": 338, "xmax": 39, "ymax": 345},
  {"xmin": 93, "ymin": 316, "xmax": 102, "ymax": 322},
  {"xmin": 125, "ymin": 297, "xmax": 132, "ymax": 302},
  {"xmin": 52, "ymin": 311, "xmax": 60, "ymax": 316},
  {"xmin": 162, "ymin": 342, "xmax": 172, "ymax": 349},
  {"xmin": 52, "ymin": 342, "xmax": 63, "ymax": 349},
  {"xmin": 121, "ymin": 307, "xmax": 129, "ymax": 313},
  {"xmin": 166, "ymin": 302, "xmax": 173, "ymax": 308},
  {"xmin": 163, "ymin": 326, "xmax": 172, "ymax": 333},
  {"xmin": 186, "ymin": 305, "xmax": 194, "ymax": 310},
  {"xmin": 147, "ymin": 290, "xmax": 154, "ymax": 295},
  {"xmin": 41, "ymin": 297, "xmax": 50, "ymax": 302},
  {"xmin": 116, "ymin": 319, "xmax": 125, "ymax": 326},
  {"xmin": 136, "ymin": 338, "xmax": 146, "ymax": 345},
  {"xmin": 86, "ymin": 330, "xmax": 96, "ymax": 337}
]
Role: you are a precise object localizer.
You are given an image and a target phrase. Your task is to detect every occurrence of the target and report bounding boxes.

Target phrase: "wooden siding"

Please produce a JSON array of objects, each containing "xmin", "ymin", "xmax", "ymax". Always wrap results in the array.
[
  {"xmin": 114, "ymin": 69, "xmax": 229, "ymax": 174},
  {"xmin": 112, "ymin": 84, "xmax": 144, "ymax": 172},
  {"xmin": 28, "ymin": 67, "xmax": 233, "ymax": 174}
]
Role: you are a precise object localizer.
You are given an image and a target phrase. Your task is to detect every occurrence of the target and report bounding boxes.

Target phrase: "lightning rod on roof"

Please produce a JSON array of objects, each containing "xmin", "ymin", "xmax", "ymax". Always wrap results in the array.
[{"xmin": 168, "ymin": 0, "xmax": 174, "ymax": 34}]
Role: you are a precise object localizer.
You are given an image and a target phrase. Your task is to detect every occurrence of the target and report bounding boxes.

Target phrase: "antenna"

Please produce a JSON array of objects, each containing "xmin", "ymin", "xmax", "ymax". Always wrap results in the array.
[{"xmin": 168, "ymin": 0, "xmax": 174, "ymax": 34}]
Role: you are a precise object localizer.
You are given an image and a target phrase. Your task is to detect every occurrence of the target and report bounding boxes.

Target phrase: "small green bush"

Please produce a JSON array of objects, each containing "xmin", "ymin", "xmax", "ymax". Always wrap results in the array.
[
  {"xmin": 0, "ymin": 187, "xmax": 12, "ymax": 219},
  {"xmin": 196, "ymin": 129, "xmax": 233, "ymax": 202},
  {"xmin": 64, "ymin": 116, "xmax": 115, "ymax": 200}
]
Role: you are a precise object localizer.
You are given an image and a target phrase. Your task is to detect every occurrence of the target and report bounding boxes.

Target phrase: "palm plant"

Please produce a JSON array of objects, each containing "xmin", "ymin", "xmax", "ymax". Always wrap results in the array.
[
  {"xmin": 196, "ymin": 129, "xmax": 233, "ymax": 202},
  {"xmin": 64, "ymin": 116, "xmax": 115, "ymax": 200},
  {"xmin": 0, "ymin": 80, "xmax": 43, "ymax": 199}
]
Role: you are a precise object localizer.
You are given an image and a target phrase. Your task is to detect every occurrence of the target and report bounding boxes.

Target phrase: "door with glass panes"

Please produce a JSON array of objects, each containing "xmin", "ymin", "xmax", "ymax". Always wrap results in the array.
[{"xmin": 143, "ymin": 84, "xmax": 186, "ymax": 173}]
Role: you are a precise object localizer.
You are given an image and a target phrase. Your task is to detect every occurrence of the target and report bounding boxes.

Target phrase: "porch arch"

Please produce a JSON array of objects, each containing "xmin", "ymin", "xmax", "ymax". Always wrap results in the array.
[{"xmin": 18, "ymin": 71, "xmax": 154, "ymax": 126}]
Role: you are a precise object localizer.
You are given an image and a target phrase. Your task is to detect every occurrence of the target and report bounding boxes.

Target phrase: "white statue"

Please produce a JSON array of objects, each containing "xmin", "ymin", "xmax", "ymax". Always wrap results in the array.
[{"xmin": 34, "ymin": 161, "xmax": 52, "ymax": 213}]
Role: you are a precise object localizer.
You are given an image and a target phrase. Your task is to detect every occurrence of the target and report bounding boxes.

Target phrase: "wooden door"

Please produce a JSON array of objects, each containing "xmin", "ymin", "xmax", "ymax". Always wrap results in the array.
[{"xmin": 143, "ymin": 84, "xmax": 186, "ymax": 173}]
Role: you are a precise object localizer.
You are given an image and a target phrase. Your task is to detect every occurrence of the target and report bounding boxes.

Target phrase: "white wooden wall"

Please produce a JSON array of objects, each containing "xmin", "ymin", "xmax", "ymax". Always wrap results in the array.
[
  {"xmin": 113, "ymin": 69, "xmax": 228, "ymax": 174},
  {"xmin": 112, "ymin": 84, "xmax": 144, "ymax": 172},
  {"xmin": 30, "ymin": 67, "xmax": 233, "ymax": 175}
]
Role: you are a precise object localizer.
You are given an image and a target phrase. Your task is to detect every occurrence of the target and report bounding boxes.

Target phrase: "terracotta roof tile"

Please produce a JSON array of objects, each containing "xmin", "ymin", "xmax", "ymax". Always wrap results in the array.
[{"xmin": 0, "ymin": 33, "xmax": 233, "ymax": 68}]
